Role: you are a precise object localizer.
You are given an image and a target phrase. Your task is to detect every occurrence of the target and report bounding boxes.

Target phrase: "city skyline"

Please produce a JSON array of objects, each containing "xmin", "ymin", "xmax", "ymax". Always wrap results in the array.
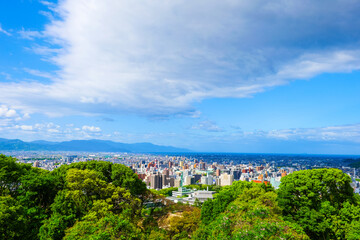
[{"xmin": 1, "ymin": 0, "xmax": 360, "ymax": 154}]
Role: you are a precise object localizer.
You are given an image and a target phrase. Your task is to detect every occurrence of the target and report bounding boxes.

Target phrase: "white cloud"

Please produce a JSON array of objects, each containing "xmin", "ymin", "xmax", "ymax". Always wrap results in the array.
[
  {"xmin": 82, "ymin": 125, "xmax": 101, "ymax": 132},
  {"xmin": 16, "ymin": 125, "xmax": 33, "ymax": 131},
  {"xmin": 18, "ymin": 28, "xmax": 43, "ymax": 40},
  {"xmin": 33, "ymin": 122, "xmax": 60, "ymax": 130},
  {"xmin": 0, "ymin": 105, "xmax": 17, "ymax": 118},
  {"xmin": 192, "ymin": 120, "xmax": 223, "ymax": 132},
  {"xmin": 0, "ymin": 105, "xmax": 31, "ymax": 128},
  {"xmin": 264, "ymin": 124, "xmax": 360, "ymax": 142},
  {"xmin": 0, "ymin": 1, "xmax": 360, "ymax": 116},
  {"xmin": 0, "ymin": 121, "xmax": 107, "ymax": 141},
  {"xmin": 47, "ymin": 128, "xmax": 60, "ymax": 133},
  {"xmin": 0, "ymin": 24, "xmax": 11, "ymax": 36},
  {"xmin": 24, "ymin": 68, "xmax": 55, "ymax": 79}
]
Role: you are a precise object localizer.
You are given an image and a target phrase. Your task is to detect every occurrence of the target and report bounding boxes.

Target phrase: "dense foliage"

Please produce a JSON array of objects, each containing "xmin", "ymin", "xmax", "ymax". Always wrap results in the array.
[
  {"xmin": 0, "ymin": 155, "xmax": 148, "ymax": 240},
  {"xmin": 277, "ymin": 168, "xmax": 360, "ymax": 239},
  {"xmin": 195, "ymin": 181, "xmax": 308, "ymax": 239},
  {"xmin": 1, "ymin": 154, "xmax": 360, "ymax": 239}
]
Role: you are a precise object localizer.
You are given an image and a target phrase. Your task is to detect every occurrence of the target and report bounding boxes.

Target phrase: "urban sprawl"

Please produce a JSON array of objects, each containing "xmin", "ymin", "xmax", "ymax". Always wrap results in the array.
[{"xmin": 8, "ymin": 151, "xmax": 360, "ymax": 205}]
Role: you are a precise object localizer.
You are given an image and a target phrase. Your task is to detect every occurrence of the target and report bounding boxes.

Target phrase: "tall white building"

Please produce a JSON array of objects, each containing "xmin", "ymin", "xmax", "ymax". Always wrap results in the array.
[
  {"xmin": 201, "ymin": 175, "xmax": 213, "ymax": 185},
  {"xmin": 184, "ymin": 175, "xmax": 194, "ymax": 185},
  {"xmin": 220, "ymin": 173, "xmax": 234, "ymax": 186}
]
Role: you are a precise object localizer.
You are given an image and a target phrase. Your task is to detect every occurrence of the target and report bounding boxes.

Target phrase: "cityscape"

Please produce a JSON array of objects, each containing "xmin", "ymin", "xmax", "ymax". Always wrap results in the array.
[
  {"xmin": 10, "ymin": 151, "xmax": 360, "ymax": 203},
  {"xmin": 1, "ymin": 0, "xmax": 360, "ymax": 239}
]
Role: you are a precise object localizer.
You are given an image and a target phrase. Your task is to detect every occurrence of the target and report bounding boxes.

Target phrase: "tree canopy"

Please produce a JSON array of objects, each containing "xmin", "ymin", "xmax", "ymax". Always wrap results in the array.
[
  {"xmin": 1, "ymin": 154, "xmax": 359, "ymax": 239},
  {"xmin": 277, "ymin": 168, "xmax": 360, "ymax": 239}
]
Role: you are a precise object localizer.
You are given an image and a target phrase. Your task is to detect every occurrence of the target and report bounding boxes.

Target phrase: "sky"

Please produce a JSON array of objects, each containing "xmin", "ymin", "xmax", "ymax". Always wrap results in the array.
[{"xmin": 0, "ymin": 0, "xmax": 360, "ymax": 154}]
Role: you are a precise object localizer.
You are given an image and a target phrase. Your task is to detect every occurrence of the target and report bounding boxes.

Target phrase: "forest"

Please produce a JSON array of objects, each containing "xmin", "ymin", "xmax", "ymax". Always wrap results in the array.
[{"xmin": 1, "ymin": 154, "xmax": 360, "ymax": 240}]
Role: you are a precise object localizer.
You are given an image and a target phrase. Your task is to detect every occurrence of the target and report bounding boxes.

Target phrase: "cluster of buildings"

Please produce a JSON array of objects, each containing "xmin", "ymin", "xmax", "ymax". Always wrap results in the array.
[
  {"xmin": 8, "ymin": 151, "xmax": 360, "ymax": 204},
  {"xmin": 133, "ymin": 157, "xmax": 294, "ymax": 191}
]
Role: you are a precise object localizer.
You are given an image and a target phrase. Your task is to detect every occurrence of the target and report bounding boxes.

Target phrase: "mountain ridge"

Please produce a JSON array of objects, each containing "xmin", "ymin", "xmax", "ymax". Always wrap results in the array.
[{"xmin": 0, "ymin": 138, "xmax": 190, "ymax": 153}]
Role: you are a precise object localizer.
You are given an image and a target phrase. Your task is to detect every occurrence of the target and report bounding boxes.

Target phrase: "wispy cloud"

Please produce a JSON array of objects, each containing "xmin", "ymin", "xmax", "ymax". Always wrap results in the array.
[
  {"xmin": 192, "ymin": 120, "xmax": 223, "ymax": 132},
  {"xmin": 0, "ymin": 24, "xmax": 11, "ymax": 36},
  {"xmin": 18, "ymin": 28, "xmax": 43, "ymax": 40},
  {"xmin": 265, "ymin": 124, "xmax": 360, "ymax": 142},
  {"xmin": 208, "ymin": 123, "xmax": 360, "ymax": 144},
  {"xmin": 0, "ymin": 72, "xmax": 12, "ymax": 80},
  {"xmin": 23, "ymin": 68, "xmax": 55, "ymax": 79},
  {"xmin": 0, "ymin": 121, "xmax": 105, "ymax": 141},
  {"xmin": 0, "ymin": 1, "xmax": 360, "ymax": 117}
]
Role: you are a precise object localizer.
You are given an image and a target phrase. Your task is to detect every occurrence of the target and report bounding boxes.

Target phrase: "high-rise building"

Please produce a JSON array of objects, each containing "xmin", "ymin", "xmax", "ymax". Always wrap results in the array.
[
  {"xmin": 216, "ymin": 178, "xmax": 221, "ymax": 186},
  {"xmin": 33, "ymin": 161, "xmax": 40, "ymax": 168},
  {"xmin": 174, "ymin": 178, "xmax": 181, "ymax": 188},
  {"xmin": 231, "ymin": 170, "xmax": 241, "ymax": 180},
  {"xmin": 162, "ymin": 174, "xmax": 168, "ymax": 186},
  {"xmin": 168, "ymin": 177, "xmax": 175, "ymax": 187},
  {"xmin": 220, "ymin": 173, "xmax": 234, "ymax": 186},
  {"xmin": 184, "ymin": 176, "xmax": 194, "ymax": 185},
  {"xmin": 150, "ymin": 174, "xmax": 162, "ymax": 189},
  {"xmin": 201, "ymin": 175, "xmax": 213, "ymax": 185}
]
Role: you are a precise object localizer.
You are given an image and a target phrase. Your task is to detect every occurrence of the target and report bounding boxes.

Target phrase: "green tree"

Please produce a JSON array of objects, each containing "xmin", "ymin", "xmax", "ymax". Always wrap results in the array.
[
  {"xmin": 66, "ymin": 161, "xmax": 113, "ymax": 182},
  {"xmin": 0, "ymin": 195, "xmax": 26, "ymax": 240},
  {"xmin": 64, "ymin": 212, "xmax": 143, "ymax": 240},
  {"xmin": 39, "ymin": 212, "xmax": 71, "ymax": 240},
  {"xmin": 346, "ymin": 220, "xmax": 360, "ymax": 240},
  {"xmin": 194, "ymin": 185, "xmax": 309, "ymax": 240},
  {"xmin": 111, "ymin": 163, "xmax": 147, "ymax": 196},
  {"xmin": 0, "ymin": 154, "xmax": 31, "ymax": 196},
  {"xmin": 148, "ymin": 230, "xmax": 167, "ymax": 240},
  {"xmin": 17, "ymin": 168, "xmax": 59, "ymax": 239},
  {"xmin": 152, "ymin": 187, "xmax": 178, "ymax": 197},
  {"xmin": 200, "ymin": 180, "xmax": 264, "ymax": 224},
  {"xmin": 277, "ymin": 168, "xmax": 356, "ymax": 239},
  {"xmin": 167, "ymin": 208, "xmax": 201, "ymax": 239},
  {"xmin": 40, "ymin": 168, "xmax": 141, "ymax": 240}
]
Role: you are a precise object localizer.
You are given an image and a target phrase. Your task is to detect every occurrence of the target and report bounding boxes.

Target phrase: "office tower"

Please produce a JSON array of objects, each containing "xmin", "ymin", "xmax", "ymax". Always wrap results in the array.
[
  {"xmin": 184, "ymin": 176, "xmax": 194, "ymax": 185},
  {"xmin": 231, "ymin": 170, "xmax": 241, "ymax": 180},
  {"xmin": 199, "ymin": 162, "xmax": 206, "ymax": 170},
  {"xmin": 150, "ymin": 174, "xmax": 163, "ymax": 189},
  {"xmin": 220, "ymin": 173, "xmax": 234, "ymax": 186}
]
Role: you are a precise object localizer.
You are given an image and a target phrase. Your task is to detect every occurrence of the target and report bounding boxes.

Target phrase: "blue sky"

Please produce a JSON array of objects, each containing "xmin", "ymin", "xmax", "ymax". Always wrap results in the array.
[{"xmin": 1, "ymin": 0, "xmax": 360, "ymax": 154}]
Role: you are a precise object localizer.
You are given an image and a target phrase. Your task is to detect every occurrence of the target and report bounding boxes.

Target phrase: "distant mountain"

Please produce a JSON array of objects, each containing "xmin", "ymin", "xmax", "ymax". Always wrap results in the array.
[
  {"xmin": 31, "ymin": 140, "xmax": 60, "ymax": 145},
  {"xmin": 0, "ymin": 138, "xmax": 190, "ymax": 153}
]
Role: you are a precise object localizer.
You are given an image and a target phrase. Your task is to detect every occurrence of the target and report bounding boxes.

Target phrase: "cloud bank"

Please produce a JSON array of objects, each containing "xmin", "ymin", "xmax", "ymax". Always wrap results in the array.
[{"xmin": 1, "ymin": 0, "xmax": 360, "ymax": 116}]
